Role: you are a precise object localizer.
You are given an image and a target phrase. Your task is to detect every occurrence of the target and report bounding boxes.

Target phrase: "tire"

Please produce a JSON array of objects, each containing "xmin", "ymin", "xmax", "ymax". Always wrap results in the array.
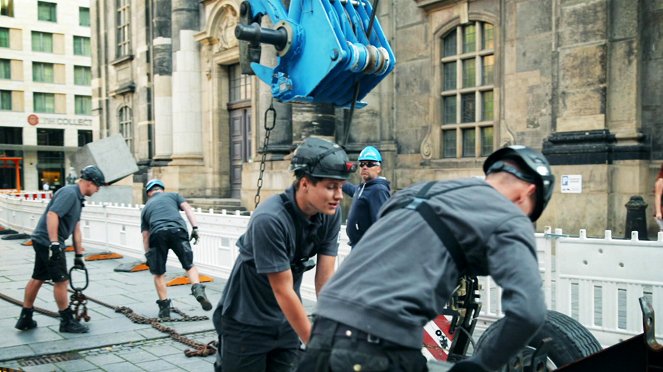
[{"xmin": 475, "ymin": 310, "xmax": 602, "ymax": 370}]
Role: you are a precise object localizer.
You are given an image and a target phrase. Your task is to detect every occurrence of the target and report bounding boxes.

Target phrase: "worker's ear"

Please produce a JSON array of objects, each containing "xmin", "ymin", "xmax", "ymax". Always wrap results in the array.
[{"xmin": 299, "ymin": 176, "xmax": 309, "ymax": 191}]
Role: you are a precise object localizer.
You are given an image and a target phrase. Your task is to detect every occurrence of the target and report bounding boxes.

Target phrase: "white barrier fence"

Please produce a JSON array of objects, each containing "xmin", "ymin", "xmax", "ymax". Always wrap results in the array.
[{"xmin": 1, "ymin": 194, "xmax": 661, "ymax": 348}]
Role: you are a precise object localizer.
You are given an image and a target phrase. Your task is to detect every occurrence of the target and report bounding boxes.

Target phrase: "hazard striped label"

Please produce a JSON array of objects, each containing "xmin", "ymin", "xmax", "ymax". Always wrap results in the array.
[{"xmin": 421, "ymin": 315, "xmax": 454, "ymax": 361}]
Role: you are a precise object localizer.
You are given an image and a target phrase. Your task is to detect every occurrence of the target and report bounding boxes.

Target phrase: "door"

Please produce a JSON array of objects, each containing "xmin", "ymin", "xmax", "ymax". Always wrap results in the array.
[
  {"xmin": 229, "ymin": 108, "xmax": 251, "ymax": 198},
  {"xmin": 227, "ymin": 64, "xmax": 252, "ymax": 199}
]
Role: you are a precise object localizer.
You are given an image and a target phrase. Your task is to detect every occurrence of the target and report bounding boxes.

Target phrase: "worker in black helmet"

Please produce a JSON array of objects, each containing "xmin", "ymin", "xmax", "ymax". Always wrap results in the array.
[
  {"xmin": 213, "ymin": 137, "xmax": 356, "ymax": 372},
  {"xmin": 297, "ymin": 145, "xmax": 555, "ymax": 372},
  {"xmin": 15, "ymin": 165, "xmax": 106, "ymax": 334}
]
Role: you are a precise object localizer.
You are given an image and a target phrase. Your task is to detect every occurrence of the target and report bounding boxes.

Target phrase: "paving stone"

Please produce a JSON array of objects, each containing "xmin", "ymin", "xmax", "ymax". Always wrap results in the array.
[
  {"xmin": 1, "ymin": 327, "xmax": 62, "ymax": 349},
  {"xmin": 95, "ymin": 361, "xmax": 142, "ymax": 372},
  {"xmin": 135, "ymin": 358, "xmax": 181, "ymax": 371},
  {"xmin": 116, "ymin": 350, "xmax": 160, "ymax": 364},
  {"xmin": 140, "ymin": 344, "xmax": 182, "ymax": 357},
  {"xmin": 80, "ymin": 352, "xmax": 125, "ymax": 367},
  {"xmin": 53, "ymin": 358, "xmax": 99, "ymax": 372}
]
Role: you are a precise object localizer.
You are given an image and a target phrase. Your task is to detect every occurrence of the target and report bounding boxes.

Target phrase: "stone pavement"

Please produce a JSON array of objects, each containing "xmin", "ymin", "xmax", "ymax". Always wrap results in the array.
[{"xmin": 0, "ymin": 234, "xmax": 316, "ymax": 372}]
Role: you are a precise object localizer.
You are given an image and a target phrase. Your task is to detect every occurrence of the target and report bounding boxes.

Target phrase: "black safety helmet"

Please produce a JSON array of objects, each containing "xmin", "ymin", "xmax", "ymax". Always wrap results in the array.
[
  {"xmin": 289, "ymin": 137, "xmax": 356, "ymax": 180},
  {"xmin": 80, "ymin": 165, "xmax": 106, "ymax": 187},
  {"xmin": 483, "ymin": 145, "xmax": 555, "ymax": 222}
]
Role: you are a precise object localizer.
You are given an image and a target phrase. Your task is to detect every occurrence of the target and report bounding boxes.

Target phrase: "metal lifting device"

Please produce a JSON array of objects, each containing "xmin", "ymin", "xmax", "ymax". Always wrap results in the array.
[{"xmin": 234, "ymin": 0, "xmax": 396, "ymax": 108}]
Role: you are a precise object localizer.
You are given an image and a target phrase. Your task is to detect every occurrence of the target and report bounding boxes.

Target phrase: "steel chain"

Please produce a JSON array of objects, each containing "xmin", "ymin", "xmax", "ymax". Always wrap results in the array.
[
  {"xmin": 254, "ymin": 100, "xmax": 277, "ymax": 208},
  {"xmin": 70, "ymin": 290, "xmax": 90, "ymax": 322},
  {"xmin": 115, "ymin": 306, "xmax": 216, "ymax": 356}
]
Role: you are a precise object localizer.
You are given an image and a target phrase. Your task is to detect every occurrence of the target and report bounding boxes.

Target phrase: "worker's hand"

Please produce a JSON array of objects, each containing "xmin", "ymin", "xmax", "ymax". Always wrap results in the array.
[
  {"xmin": 49, "ymin": 242, "xmax": 62, "ymax": 261},
  {"xmin": 190, "ymin": 227, "xmax": 199, "ymax": 245},
  {"xmin": 74, "ymin": 254, "xmax": 85, "ymax": 269},
  {"xmin": 448, "ymin": 360, "xmax": 489, "ymax": 372}
]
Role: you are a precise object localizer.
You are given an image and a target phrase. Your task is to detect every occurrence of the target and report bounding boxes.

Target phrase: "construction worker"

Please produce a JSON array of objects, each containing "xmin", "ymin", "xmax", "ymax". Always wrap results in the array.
[
  {"xmin": 141, "ymin": 179, "xmax": 211, "ymax": 318},
  {"xmin": 297, "ymin": 145, "xmax": 555, "ymax": 372},
  {"xmin": 342, "ymin": 145, "xmax": 391, "ymax": 247},
  {"xmin": 213, "ymin": 137, "xmax": 356, "ymax": 372},
  {"xmin": 15, "ymin": 165, "xmax": 106, "ymax": 333}
]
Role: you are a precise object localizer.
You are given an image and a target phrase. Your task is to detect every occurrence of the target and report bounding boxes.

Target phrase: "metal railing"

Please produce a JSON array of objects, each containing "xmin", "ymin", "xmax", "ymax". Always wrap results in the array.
[{"xmin": 1, "ymin": 194, "xmax": 661, "ymax": 347}]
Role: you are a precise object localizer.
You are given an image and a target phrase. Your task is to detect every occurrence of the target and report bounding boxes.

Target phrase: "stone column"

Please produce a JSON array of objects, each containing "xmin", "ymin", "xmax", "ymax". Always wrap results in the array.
[
  {"xmin": 171, "ymin": 0, "xmax": 202, "ymax": 164},
  {"xmin": 152, "ymin": 0, "xmax": 173, "ymax": 161}
]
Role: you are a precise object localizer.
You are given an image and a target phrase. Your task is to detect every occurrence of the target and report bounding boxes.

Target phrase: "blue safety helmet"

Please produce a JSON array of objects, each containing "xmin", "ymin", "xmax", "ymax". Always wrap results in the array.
[
  {"xmin": 358, "ymin": 146, "xmax": 382, "ymax": 162},
  {"xmin": 80, "ymin": 165, "xmax": 106, "ymax": 186},
  {"xmin": 483, "ymin": 145, "xmax": 555, "ymax": 222},
  {"xmin": 145, "ymin": 179, "xmax": 165, "ymax": 193}
]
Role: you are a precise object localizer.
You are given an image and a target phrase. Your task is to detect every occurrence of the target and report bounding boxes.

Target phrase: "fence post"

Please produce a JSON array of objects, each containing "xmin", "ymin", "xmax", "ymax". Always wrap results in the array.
[{"xmin": 624, "ymin": 195, "xmax": 648, "ymax": 240}]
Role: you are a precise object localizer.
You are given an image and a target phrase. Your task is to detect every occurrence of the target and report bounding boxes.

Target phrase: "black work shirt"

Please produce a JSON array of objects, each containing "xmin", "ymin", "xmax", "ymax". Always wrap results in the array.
[{"xmin": 217, "ymin": 186, "xmax": 340, "ymax": 327}]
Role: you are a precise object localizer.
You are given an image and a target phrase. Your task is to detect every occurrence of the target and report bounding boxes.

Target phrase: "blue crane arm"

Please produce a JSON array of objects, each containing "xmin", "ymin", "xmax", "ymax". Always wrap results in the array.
[{"xmin": 235, "ymin": 0, "xmax": 396, "ymax": 108}]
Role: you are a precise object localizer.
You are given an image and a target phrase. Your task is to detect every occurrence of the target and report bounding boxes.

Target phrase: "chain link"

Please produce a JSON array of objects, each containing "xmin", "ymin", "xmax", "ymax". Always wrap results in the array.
[
  {"xmin": 70, "ymin": 290, "xmax": 90, "ymax": 322},
  {"xmin": 115, "ymin": 305, "xmax": 216, "ymax": 356},
  {"xmin": 254, "ymin": 100, "xmax": 277, "ymax": 208}
]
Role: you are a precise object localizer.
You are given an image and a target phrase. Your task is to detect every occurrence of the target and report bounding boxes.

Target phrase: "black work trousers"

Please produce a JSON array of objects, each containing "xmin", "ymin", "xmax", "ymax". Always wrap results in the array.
[
  {"xmin": 296, "ymin": 317, "xmax": 428, "ymax": 372},
  {"xmin": 215, "ymin": 315, "xmax": 301, "ymax": 372}
]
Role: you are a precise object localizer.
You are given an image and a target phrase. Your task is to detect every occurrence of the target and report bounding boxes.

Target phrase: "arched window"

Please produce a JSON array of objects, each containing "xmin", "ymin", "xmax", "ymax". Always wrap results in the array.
[
  {"xmin": 441, "ymin": 21, "xmax": 495, "ymax": 158},
  {"xmin": 119, "ymin": 106, "xmax": 132, "ymax": 151}
]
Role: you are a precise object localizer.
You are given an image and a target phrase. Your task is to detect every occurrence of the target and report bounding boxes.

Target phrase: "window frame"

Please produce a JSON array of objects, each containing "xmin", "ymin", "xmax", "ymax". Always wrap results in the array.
[
  {"xmin": 0, "ymin": 27, "xmax": 9, "ymax": 48},
  {"xmin": 116, "ymin": 0, "xmax": 131, "ymax": 58},
  {"xmin": 33, "ymin": 92, "xmax": 55, "ymax": 113},
  {"xmin": 440, "ymin": 21, "xmax": 496, "ymax": 159},
  {"xmin": 0, "ymin": 0, "xmax": 14, "ymax": 17},
  {"xmin": 74, "ymin": 95, "xmax": 91, "ymax": 115},
  {"xmin": 37, "ymin": 1, "xmax": 57, "ymax": 22},
  {"xmin": 79, "ymin": 7, "xmax": 90, "ymax": 27},
  {"xmin": 32, "ymin": 31, "xmax": 54, "ymax": 53},
  {"xmin": 0, "ymin": 58, "xmax": 10, "ymax": 79},
  {"xmin": 74, "ymin": 65, "xmax": 91, "ymax": 85},
  {"xmin": 118, "ymin": 106, "xmax": 133, "ymax": 151},
  {"xmin": 0, "ymin": 89, "xmax": 12, "ymax": 110},
  {"xmin": 32, "ymin": 61, "xmax": 55, "ymax": 83},
  {"xmin": 73, "ymin": 36, "xmax": 91, "ymax": 56}
]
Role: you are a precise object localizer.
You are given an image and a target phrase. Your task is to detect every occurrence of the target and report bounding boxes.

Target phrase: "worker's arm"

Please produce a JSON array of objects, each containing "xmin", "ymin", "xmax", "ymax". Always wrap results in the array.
[
  {"xmin": 142, "ymin": 230, "xmax": 150, "ymax": 252},
  {"xmin": 468, "ymin": 217, "xmax": 546, "ymax": 371},
  {"xmin": 655, "ymin": 179, "xmax": 663, "ymax": 219},
  {"xmin": 180, "ymin": 201, "xmax": 199, "ymax": 227},
  {"xmin": 47, "ymin": 211, "xmax": 60, "ymax": 243},
  {"xmin": 314, "ymin": 254, "xmax": 336, "ymax": 297},
  {"xmin": 72, "ymin": 221, "xmax": 83, "ymax": 255},
  {"xmin": 268, "ymin": 270, "xmax": 312, "ymax": 344},
  {"xmin": 342, "ymin": 182, "xmax": 357, "ymax": 197}
]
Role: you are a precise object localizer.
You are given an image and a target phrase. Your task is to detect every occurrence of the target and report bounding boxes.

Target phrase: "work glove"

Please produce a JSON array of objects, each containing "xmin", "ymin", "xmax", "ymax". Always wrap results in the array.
[
  {"xmin": 190, "ymin": 226, "xmax": 199, "ymax": 245},
  {"xmin": 74, "ymin": 253, "xmax": 86, "ymax": 269},
  {"xmin": 49, "ymin": 242, "xmax": 62, "ymax": 261}
]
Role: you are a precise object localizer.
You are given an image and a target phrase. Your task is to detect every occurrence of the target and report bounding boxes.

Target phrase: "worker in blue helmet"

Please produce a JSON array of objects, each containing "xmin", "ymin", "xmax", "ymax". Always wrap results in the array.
[
  {"xmin": 141, "ymin": 179, "xmax": 211, "ymax": 318},
  {"xmin": 342, "ymin": 145, "xmax": 391, "ymax": 247}
]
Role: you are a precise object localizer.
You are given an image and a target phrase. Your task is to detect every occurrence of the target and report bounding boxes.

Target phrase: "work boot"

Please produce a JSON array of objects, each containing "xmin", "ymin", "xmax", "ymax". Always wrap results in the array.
[
  {"xmin": 59, "ymin": 308, "xmax": 89, "ymax": 333},
  {"xmin": 156, "ymin": 298, "xmax": 171, "ymax": 319},
  {"xmin": 191, "ymin": 283, "xmax": 212, "ymax": 311},
  {"xmin": 15, "ymin": 307, "xmax": 37, "ymax": 331}
]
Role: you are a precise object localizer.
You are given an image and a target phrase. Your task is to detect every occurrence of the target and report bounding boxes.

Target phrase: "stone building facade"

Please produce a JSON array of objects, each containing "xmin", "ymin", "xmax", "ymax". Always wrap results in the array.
[{"xmin": 91, "ymin": 0, "xmax": 663, "ymax": 237}]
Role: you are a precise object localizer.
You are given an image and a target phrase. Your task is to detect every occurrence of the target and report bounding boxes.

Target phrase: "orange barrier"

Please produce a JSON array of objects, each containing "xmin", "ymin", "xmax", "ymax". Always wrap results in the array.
[
  {"xmin": 166, "ymin": 275, "xmax": 214, "ymax": 287},
  {"xmin": 84, "ymin": 252, "xmax": 123, "ymax": 261}
]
